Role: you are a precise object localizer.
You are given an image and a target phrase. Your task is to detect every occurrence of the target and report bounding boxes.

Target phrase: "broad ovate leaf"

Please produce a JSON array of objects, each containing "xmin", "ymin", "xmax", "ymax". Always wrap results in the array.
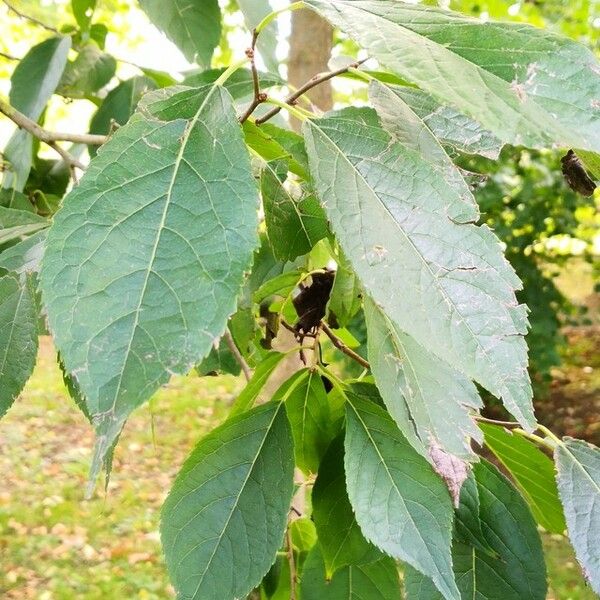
[
  {"xmin": 2, "ymin": 36, "xmax": 71, "ymax": 190},
  {"xmin": 555, "ymin": 437, "xmax": 600, "ymax": 593},
  {"xmin": 481, "ymin": 423, "xmax": 565, "ymax": 533},
  {"xmin": 405, "ymin": 460, "xmax": 547, "ymax": 600},
  {"xmin": 0, "ymin": 273, "xmax": 38, "ymax": 418},
  {"xmin": 304, "ymin": 108, "xmax": 534, "ymax": 429},
  {"xmin": 300, "ymin": 547, "xmax": 401, "ymax": 600},
  {"xmin": 139, "ymin": 0, "xmax": 221, "ymax": 67},
  {"xmin": 161, "ymin": 402, "xmax": 294, "ymax": 600},
  {"xmin": 41, "ymin": 84, "xmax": 259, "ymax": 483},
  {"xmin": 344, "ymin": 394, "xmax": 459, "ymax": 600},
  {"xmin": 305, "ymin": 0, "xmax": 600, "ymax": 153},
  {"xmin": 365, "ymin": 296, "xmax": 482, "ymax": 461}
]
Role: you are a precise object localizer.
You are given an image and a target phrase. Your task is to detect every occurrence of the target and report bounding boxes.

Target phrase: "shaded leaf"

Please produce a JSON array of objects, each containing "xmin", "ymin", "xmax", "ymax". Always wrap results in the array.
[
  {"xmin": 481, "ymin": 423, "xmax": 566, "ymax": 533},
  {"xmin": 300, "ymin": 546, "xmax": 401, "ymax": 600},
  {"xmin": 161, "ymin": 401, "xmax": 294, "ymax": 600},
  {"xmin": 0, "ymin": 230, "xmax": 47, "ymax": 275},
  {"xmin": 313, "ymin": 436, "xmax": 382, "ymax": 576},
  {"xmin": 555, "ymin": 437, "xmax": 600, "ymax": 593},
  {"xmin": 0, "ymin": 274, "xmax": 38, "ymax": 418},
  {"xmin": 262, "ymin": 164, "xmax": 328, "ymax": 262},
  {"xmin": 184, "ymin": 68, "xmax": 282, "ymax": 99},
  {"xmin": 405, "ymin": 461, "xmax": 547, "ymax": 600},
  {"xmin": 344, "ymin": 395, "xmax": 458, "ymax": 600},
  {"xmin": 196, "ymin": 337, "xmax": 241, "ymax": 377},
  {"xmin": 327, "ymin": 250, "xmax": 361, "ymax": 328},
  {"xmin": 139, "ymin": 0, "xmax": 221, "ymax": 66},
  {"xmin": 304, "ymin": 108, "xmax": 534, "ymax": 429},
  {"xmin": 41, "ymin": 84, "xmax": 259, "ymax": 484},
  {"xmin": 58, "ymin": 42, "xmax": 116, "ymax": 97}
]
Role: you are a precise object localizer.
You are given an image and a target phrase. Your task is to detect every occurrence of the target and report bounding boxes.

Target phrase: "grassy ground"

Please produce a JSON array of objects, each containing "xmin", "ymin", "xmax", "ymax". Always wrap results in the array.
[{"xmin": 0, "ymin": 338, "xmax": 597, "ymax": 599}]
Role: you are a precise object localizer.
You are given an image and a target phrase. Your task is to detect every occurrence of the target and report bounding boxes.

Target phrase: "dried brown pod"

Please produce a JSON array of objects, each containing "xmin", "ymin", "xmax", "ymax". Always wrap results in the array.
[{"xmin": 561, "ymin": 149, "xmax": 597, "ymax": 197}]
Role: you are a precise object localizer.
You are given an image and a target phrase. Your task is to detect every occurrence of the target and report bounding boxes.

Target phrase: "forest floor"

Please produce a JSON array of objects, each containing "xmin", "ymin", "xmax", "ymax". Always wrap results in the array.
[{"xmin": 0, "ymin": 331, "xmax": 598, "ymax": 600}]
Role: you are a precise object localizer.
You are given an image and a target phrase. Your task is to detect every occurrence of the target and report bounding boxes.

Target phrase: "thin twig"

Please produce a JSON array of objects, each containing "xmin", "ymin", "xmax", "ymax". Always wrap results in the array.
[
  {"xmin": 255, "ymin": 58, "xmax": 367, "ymax": 125},
  {"xmin": 0, "ymin": 50, "xmax": 19, "ymax": 61},
  {"xmin": 474, "ymin": 416, "xmax": 521, "ymax": 428},
  {"xmin": 2, "ymin": 0, "xmax": 60, "ymax": 33},
  {"xmin": 223, "ymin": 329, "xmax": 252, "ymax": 382},
  {"xmin": 287, "ymin": 527, "xmax": 297, "ymax": 600},
  {"xmin": 321, "ymin": 322, "xmax": 370, "ymax": 369},
  {"xmin": 239, "ymin": 30, "xmax": 268, "ymax": 124},
  {"xmin": 0, "ymin": 97, "xmax": 107, "ymax": 146}
]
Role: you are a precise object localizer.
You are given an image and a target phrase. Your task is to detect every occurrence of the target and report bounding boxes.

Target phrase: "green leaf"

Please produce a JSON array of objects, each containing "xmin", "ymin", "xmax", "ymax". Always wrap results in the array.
[
  {"xmin": 0, "ymin": 230, "xmax": 47, "ymax": 275},
  {"xmin": 304, "ymin": 108, "xmax": 534, "ymax": 430},
  {"xmin": 313, "ymin": 436, "xmax": 382, "ymax": 576},
  {"xmin": 300, "ymin": 547, "xmax": 401, "ymax": 600},
  {"xmin": 0, "ymin": 189, "xmax": 34, "ymax": 212},
  {"xmin": 369, "ymin": 80, "xmax": 480, "ymax": 205},
  {"xmin": 284, "ymin": 368, "xmax": 333, "ymax": 473},
  {"xmin": 253, "ymin": 270, "xmax": 304, "ymax": 305},
  {"xmin": 0, "ymin": 274, "xmax": 38, "ymax": 418},
  {"xmin": 481, "ymin": 423, "xmax": 566, "ymax": 533},
  {"xmin": 290, "ymin": 517, "xmax": 317, "ymax": 553},
  {"xmin": 344, "ymin": 395, "xmax": 459, "ymax": 600},
  {"xmin": 58, "ymin": 42, "xmax": 116, "ymax": 98},
  {"xmin": 364, "ymin": 297, "xmax": 482, "ymax": 460},
  {"xmin": 89, "ymin": 76, "xmax": 157, "ymax": 156},
  {"xmin": 236, "ymin": 0, "xmax": 278, "ymax": 72},
  {"xmin": 138, "ymin": 0, "xmax": 221, "ymax": 66},
  {"xmin": 305, "ymin": 0, "xmax": 600, "ymax": 153},
  {"xmin": 161, "ymin": 401, "xmax": 294, "ymax": 600},
  {"xmin": 40, "ymin": 84, "xmax": 259, "ymax": 483},
  {"xmin": 196, "ymin": 337, "xmax": 241, "ymax": 377},
  {"xmin": 555, "ymin": 437, "xmax": 600, "ymax": 593},
  {"xmin": 228, "ymin": 351, "xmax": 286, "ymax": 417},
  {"xmin": 184, "ymin": 69, "xmax": 282, "ymax": 99},
  {"xmin": 2, "ymin": 36, "xmax": 71, "ymax": 191},
  {"xmin": 328, "ymin": 250, "xmax": 361, "ymax": 328},
  {"xmin": 72, "ymin": 0, "xmax": 97, "ymax": 31},
  {"xmin": 262, "ymin": 165, "xmax": 328, "ymax": 262},
  {"xmin": 405, "ymin": 461, "xmax": 547, "ymax": 600},
  {"xmin": 379, "ymin": 85, "xmax": 503, "ymax": 160},
  {"xmin": 0, "ymin": 207, "xmax": 48, "ymax": 245}
]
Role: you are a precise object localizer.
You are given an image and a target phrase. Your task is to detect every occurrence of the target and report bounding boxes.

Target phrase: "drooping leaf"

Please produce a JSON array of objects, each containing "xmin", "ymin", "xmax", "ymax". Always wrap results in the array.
[
  {"xmin": 161, "ymin": 401, "xmax": 294, "ymax": 600},
  {"xmin": 0, "ymin": 230, "xmax": 47, "ymax": 275},
  {"xmin": 300, "ymin": 546, "xmax": 401, "ymax": 600},
  {"xmin": 304, "ymin": 108, "xmax": 534, "ymax": 430},
  {"xmin": 262, "ymin": 164, "xmax": 328, "ymax": 262},
  {"xmin": 369, "ymin": 80, "xmax": 479, "ymax": 207},
  {"xmin": 58, "ymin": 41, "xmax": 116, "ymax": 98},
  {"xmin": 313, "ymin": 436, "xmax": 382, "ymax": 576},
  {"xmin": 138, "ymin": 0, "xmax": 221, "ymax": 66},
  {"xmin": 284, "ymin": 368, "xmax": 333, "ymax": 473},
  {"xmin": 344, "ymin": 394, "xmax": 459, "ymax": 600},
  {"xmin": 364, "ymin": 296, "xmax": 482, "ymax": 461},
  {"xmin": 0, "ymin": 273, "xmax": 38, "ymax": 418},
  {"xmin": 305, "ymin": 0, "xmax": 600, "ymax": 152},
  {"xmin": 481, "ymin": 423, "xmax": 566, "ymax": 533},
  {"xmin": 405, "ymin": 460, "xmax": 547, "ymax": 600},
  {"xmin": 236, "ymin": 0, "xmax": 279, "ymax": 72},
  {"xmin": 2, "ymin": 36, "xmax": 71, "ymax": 190},
  {"xmin": 41, "ymin": 84, "xmax": 259, "ymax": 482},
  {"xmin": 89, "ymin": 76, "xmax": 157, "ymax": 156},
  {"xmin": 228, "ymin": 351, "xmax": 286, "ymax": 416},
  {"xmin": 555, "ymin": 437, "xmax": 600, "ymax": 593},
  {"xmin": 379, "ymin": 85, "xmax": 503, "ymax": 160}
]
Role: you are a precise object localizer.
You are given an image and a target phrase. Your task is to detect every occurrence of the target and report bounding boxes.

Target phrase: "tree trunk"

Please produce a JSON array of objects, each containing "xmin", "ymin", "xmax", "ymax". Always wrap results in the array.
[{"xmin": 288, "ymin": 8, "xmax": 333, "ymax": 127}]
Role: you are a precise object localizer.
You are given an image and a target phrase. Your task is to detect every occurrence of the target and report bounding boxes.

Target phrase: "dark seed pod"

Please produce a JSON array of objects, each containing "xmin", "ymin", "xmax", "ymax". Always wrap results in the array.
[
  {"xmin": 293, "ymin": 270, "xmax": 335, "ymax": 335},
  {"xmin": 561, "ymin": 150, "xmax": 597, "ymax": 197}
]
